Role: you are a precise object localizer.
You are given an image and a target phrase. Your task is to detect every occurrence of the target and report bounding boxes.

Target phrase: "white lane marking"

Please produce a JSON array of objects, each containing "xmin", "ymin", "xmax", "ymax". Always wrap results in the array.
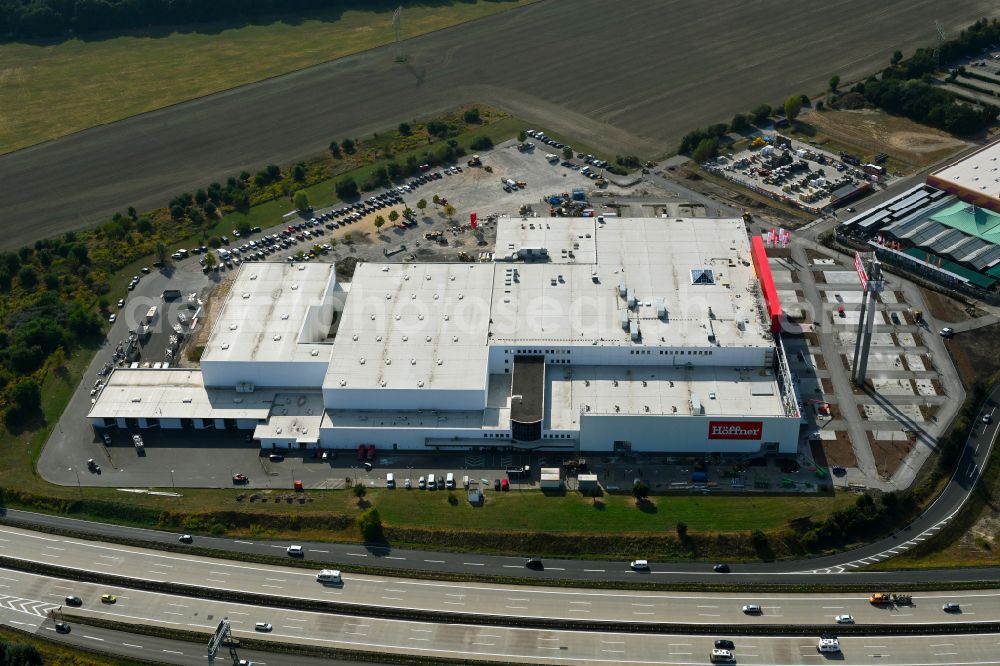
[
  {"xmin": 233, "ymin": 541, "xmax": 254, "ymax": 545},
  {"xmin": 122, "ymin": 643, "xmax": 143, "ymax": 649},
  {"xmin": 463, "ymin": 562, "xmax": 485, "ymax": 566},
  {"xmin": 385, "ymin": 556, "xmax": 405, "ymax": 560},
  {"xmin": 264, "ymin": 578, "xmax": 285, "ymax": 582},
  {"xmin": 162, "ymin": 649, "xmax": 183, "ymax": 655},
  {"xmin": 345, "ymin": 553, "xmax": 367, "ymax": 557},
  {"xmin": 83, "ymin": 635, "xmax": 105, "ymax": 641},
  {"xmin": 584, "ymin": 569, "xmax": 605, "ymax": 573},
  {"xmin": 310, "ymin": 549, "xmax": 329, "ymax": 554},
  {"xmin": 424, "ymin": 559, "xmax": 444, "ymax": 563}
]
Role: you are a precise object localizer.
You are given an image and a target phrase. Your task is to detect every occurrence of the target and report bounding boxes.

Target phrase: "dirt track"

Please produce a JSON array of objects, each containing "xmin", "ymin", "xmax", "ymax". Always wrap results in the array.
[{"xmin": 1, "ymin": 0, "xmax": 996, "ymax": 249}]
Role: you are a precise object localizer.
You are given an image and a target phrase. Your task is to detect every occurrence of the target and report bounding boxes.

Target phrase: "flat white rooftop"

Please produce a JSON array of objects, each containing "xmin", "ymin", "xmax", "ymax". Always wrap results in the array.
[
  {"xmin": 929, "ymin": 139, "xmax": 1000, "ymax": 199},
  {"xmin": 324, "ymin": 262, "xmax": 494, "ymax": 393},
  {"xmin": 202, "ymin": 261, "xmax": 337, "ymax": 365},
  {"xmin": 546, "ymin": 364, "xmax": 786, "ymax": 431},
  {"xmin": 492, "ymin": 217, "xmax": 769, "ymax": 348},
  {"xmin": 88, "ymin": 369, "xmax": 273, "ymax": 420}
]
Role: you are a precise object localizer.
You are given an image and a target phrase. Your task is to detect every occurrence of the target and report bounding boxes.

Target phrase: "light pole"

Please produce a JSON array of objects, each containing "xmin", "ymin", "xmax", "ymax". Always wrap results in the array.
[
  {"xmin": 68, "ymin": 467, "xmax": 81, "ymax": 496},
  {"xmin": 170, "ymin": 469, "xmax": 175, "ymax": 489}
]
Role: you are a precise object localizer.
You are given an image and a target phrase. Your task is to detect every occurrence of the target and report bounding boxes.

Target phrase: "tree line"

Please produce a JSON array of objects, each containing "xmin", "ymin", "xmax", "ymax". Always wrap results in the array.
[{"xmin": 1, "ymin": 0, "xmax": 460, "ymax": 40}]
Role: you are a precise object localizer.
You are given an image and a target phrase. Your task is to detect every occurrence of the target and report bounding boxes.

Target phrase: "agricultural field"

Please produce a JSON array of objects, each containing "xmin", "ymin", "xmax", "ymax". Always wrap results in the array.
[
  {"xmin": 0, "ymin": 0, "xmax": 537, "ymax": 154},
  {"xmin": 3, "ymin": 0, "xmax": 998, "ymax": 249}
]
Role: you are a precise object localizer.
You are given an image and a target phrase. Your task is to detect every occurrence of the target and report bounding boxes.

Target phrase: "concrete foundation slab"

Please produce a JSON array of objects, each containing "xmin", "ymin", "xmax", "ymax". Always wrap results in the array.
[
  {"xmin": 914, "ymin": 379, "xmax": 937, "ymax": 396},
  {"xmin": 872, "ymin": 378, "xmax": 915, "ymax": 395},
  {"xmin": 905, "ymin": 354, "xmax": 926, "ymax": 371}
]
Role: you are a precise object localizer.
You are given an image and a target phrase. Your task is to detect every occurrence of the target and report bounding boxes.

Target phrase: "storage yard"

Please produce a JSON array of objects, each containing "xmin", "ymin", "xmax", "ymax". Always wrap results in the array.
[{"xmin": 3, "ymin": 0, "xmax": 998, "ymax": 249}]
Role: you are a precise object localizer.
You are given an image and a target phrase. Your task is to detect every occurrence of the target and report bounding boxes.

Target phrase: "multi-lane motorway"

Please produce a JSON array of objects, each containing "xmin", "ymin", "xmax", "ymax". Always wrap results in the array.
[{"xmin": 3, "ymin": 562, "xmax": 1000, "ymax": 665}]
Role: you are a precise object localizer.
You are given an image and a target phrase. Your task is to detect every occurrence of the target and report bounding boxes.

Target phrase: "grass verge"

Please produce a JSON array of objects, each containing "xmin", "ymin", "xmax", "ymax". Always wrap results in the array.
[
  {"xmin": 0, "ymin": 624, "xmax": 144, "ymax": 666},
  {"xmin": 0, "ymin": 0, "xmax": 538, "ymax": 153}
]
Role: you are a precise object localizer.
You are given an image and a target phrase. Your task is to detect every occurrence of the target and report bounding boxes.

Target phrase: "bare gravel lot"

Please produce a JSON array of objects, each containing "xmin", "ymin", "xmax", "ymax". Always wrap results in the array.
[{"xmin": 1, "ymin": 0, "xmax": 997, "ymax": 249}]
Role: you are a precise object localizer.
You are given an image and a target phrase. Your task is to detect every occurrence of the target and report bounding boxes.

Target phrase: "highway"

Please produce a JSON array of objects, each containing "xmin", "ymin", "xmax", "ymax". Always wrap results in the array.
[
  {"xmin": 4, "ymin": 524, "xmax": 1000, "ymax": 628},
  {"xmin": 5, "ymin": 565, "xmax": 1000, "ymax": 665}
]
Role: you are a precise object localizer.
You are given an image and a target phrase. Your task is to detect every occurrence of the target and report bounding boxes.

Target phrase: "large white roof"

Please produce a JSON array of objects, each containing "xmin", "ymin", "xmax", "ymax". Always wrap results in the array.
[
  {"xmin": 492, "ymin": 217, "xmax": 769, "ymax": 348},
  {"xmin": 324, "ymin": 262, "xmax": 494, "ymax": 392},
  {"xmin": 929, "ymin": 139, "xmax": 1000, "ymax": 200},
  {"xmin": 202, "ymin": 262, "xmax": 337, "ymax": 365}
]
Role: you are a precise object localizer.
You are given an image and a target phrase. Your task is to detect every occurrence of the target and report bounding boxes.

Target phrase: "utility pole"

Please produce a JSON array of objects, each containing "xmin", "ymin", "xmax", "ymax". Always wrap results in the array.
[{"xmin": 392, "ymin": 6, "xmax": 406, "ymax": 63}]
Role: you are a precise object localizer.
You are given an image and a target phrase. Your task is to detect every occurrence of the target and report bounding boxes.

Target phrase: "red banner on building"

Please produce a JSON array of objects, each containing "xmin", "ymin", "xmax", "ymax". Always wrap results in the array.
[
  {"xmin": 708, "ymin": 421, "xmax": 763, "ymax": 440},
  {"xmin": 470, "ymin": 211, "xmax": 477, "ymax": 229}
]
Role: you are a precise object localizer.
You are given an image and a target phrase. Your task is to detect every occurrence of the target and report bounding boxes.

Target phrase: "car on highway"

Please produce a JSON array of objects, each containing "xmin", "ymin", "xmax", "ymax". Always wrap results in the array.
[
  {"xmin": 525, "ymin": 557, "xmax": 544, "ymax": 570},
  {"xmin": 237, "ymin": 660, "xmax": 254, "ymax": 666},
  {"xmin": 713, "ymin": 639, "xmax": 734, "ymax": 650},
  {"xmin": 983, "ymin": 414, "xmax": 992, "ymax": 424},
  {"xmin": 630, "ymin": 559, "xmax": 649, "ymax": 571},
  {"xmin": 741, "ymin": 604, "xmax": 761, "ymax": 614},
  {"xmin": 254, "ymin": 622, "xmax": 272, "ymax": 632},
  {"xmin": 287, "ymin": 545, "xmax": 304, "ymax": 557},
  {"xmin": 817, "ymin": 637, "xmax": 840, "ymax": 653},
  {"xmin": 65, "ymin": 596, "xmax": 82, "ymax": 606},
  {"xmin": 100, "ymin": 594, "xmax": 117, "ymax": 604},
  {"xmin": 108, "ymin": 313, "xmax": 116, "ymax": 324},
  {"xmin": 710, "ymin": 649, "xmax": 735, "ymax": 663},
  {"xmin": 713, "ymin": 563, "xmax": 730, "ymax": 573},
  {"xmin": 940, "ymin": 327, "xmax": 954, "ymax": 337},
  {"xmin": 942, "ymin": 602, "xmax": 961, "ymax": 612},
  {"xmin": 54, "ymin": 621, "xmax": 70, "ymax": 633},
  {"xmin": 835, "ymin": 614, "xmax": 854, "ymax": 624},
  {"xmin": 178, "ymin": 534, "xmax": 193, "ymax": 543}
]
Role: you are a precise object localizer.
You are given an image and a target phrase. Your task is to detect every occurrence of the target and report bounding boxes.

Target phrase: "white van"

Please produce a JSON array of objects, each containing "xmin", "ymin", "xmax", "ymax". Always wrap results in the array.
[
  {"xmin": 428, "ymin": 474, "xmax": 437, "ymax": 490},
  {"xmin": 445, "ymin": 472, "xmax": 455, "ymax": 489},
  {"xmin": 710, "ymin": 649, "xmax": 735, "ymax": 663},
  {"xmin": 386, "ymin": 473, "xmax": 395, "ymax": 489},
  {"xmin": 315, "ymin": 569, "xmax": 342, "ymax": 584},
  {"xmin": 817, "ymin": 638, "xmax": 840, "ymax": 653}
]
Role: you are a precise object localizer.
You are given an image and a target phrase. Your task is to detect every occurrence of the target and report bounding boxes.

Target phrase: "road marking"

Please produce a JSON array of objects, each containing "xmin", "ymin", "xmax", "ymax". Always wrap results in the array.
[
  {"xmin": 463, "ymin": 562, "xmax": 485, "ymax": 566},
  {"xmin": 149, "ymin": 562, "xmax": 172, "ymax": 568},
  {"xmin": 206, "ymin": 579, "xmax": 227, "ymax": 584},
  {"xmin": 167, "ymin": 603, "xmax": 188, "ymax": 608},
  {"xmin": 343, "ymin": 631, "xmax": 366, "ymax": 636},
  {"xmin": 162, "ymin": 649, "xmax": 183, "ymax": 655},
  {"xmin": 381, "ymin": 597, "xmax": 403, "ymax": 601},
  {"xmin": 502, "ymin": 565, "xmax": 522, "ymax": 569},
  {"xmin": 233, "ymin": 541, "xmax": 254, "ymax": 545},
  {"xmin": 584, "ymin": 569, "xmax": 605, "ymax": 573},
  {"xmin": 569, "ymin": 601, "xmax": 591, "ymax": 605},
  {"xmin": 280, "ymin": 625, "xmax": 302, "ymax": 630},
  {"xmin": 409, "ymin": 637, "xmax": 429, "ymax": 641},
  {"xmin": 930, "ymin": 644, "xmax": 954, "ymax": 647},
  {"xmin": 934, "ymin": 653, "xmax": 958, "ymax": 657},
  {"xmin": 261, "ymin": 585, "xmax": 283, "ymax": 589},
  {"xmin": 471, "ymin": 642, "xmax": 495, "ymax": 646},
  {"xmin": 864, "ymin": 645, "xmax": 887, "ymax": 648},
  {"xmin": 208, "ymin": 572, "xmax": 230, "ymax": 576},
  {"xmin": 385, "ymin": 556, "xmax": 406, "ymax": 560},
  {"xmin": 345, "ymin": 552, "xmax": 367, "ymax": 557},
  {"xmin": 698, "ymin": 613, "xmax": 721, "ymax": 617},
  {"xmin": 443, "ymin": 601, "xmax": 464, "ymax": 605},
  {"xmin": 121, "ymin": 643, "xmax": 143, "ymax": 649},
  {"xmin": 43, "ymin": 546, "xmax": 64, "ymax": 551},
  {"xmin": 633, "ymin": 611, "xmax": 655, "ymax": 615},
  {"xmin": 601, "ymin": 649, "xmax": 625, "ymax": 654},
  {"xmin": 507, "ymin": 598, "xmax": 529, "ymax": 602},
  {"xmin": 410, "ymin": 629, "xmax": 432, "ymax": 633},
  {"xmin": 284, "ymin": 617, "xmax": 306, "ymax": 622},
  {"xmin": 383, "ymin": 589, "xmax": 405, "ymax": 593},
  {"xmin": 163, "ymin": 611, "xmax": 184, "ymax": 616},
  {"xmin": 310, "ymin": 549, "xmax": 329, "ymax": 554},
  {"xmin": 424, "ymin": 559, "xmax": 444, "ymax": 564},
  {"xmin": 445, "ymin": 593, "xmax": 464, "ymax": 598},
  {"xmin": 264, "ymin": 578, "xmax": 285, "ymax": 582},
  {"xmin": 632, "ymin": 603, "xmax": 654, "ymax": 607},
  {"xmin": 822, "ymin": 606, "xmax": 844, "ymax": 609},
  {"xmin": 480, "ymin": 634, "xmax": 501, "ymax": 638},
  {"xmin": 505, "ymin": 606, "xmax": 527, "ymax": 610},
  {"xmin": 546, "ymin": 567, "xmax": 565, "ymax": 570},
  {"xmin": 84, "ymin": 635, "xmax": 105, "ymax": 642},
  {"xmin": 7, "ymin": 621, "xmax": 25, "ymax": 626}
]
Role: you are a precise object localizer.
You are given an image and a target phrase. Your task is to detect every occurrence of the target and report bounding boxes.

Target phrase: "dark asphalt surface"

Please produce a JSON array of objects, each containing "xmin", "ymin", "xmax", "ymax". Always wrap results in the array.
[
  {"xmin": 3, "ymin": 381, "xmax": 997, "ymax": 587},
  {"xmin": 2, "ymin": 0, "xmax": 998, "ymax": 249}
]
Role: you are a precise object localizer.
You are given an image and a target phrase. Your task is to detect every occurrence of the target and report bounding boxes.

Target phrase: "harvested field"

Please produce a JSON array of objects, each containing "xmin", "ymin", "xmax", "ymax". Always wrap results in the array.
[
  {"xmin": 798, "ymin": 109, "xmax": 969, "ymax": 172},
  {"xmin": 2, "ymin": 0, "xmax": 998, "ymax": 249},
  {"xmin": 920, "ymin": 286, "xmax": 973, "ymax": 323},
  {"xmin": 947, "ymin": 322, "xmax": 1000, "ymax": 388},
  {"xmin": 868, "ymin": 432, "xmax": 915, "ymax": 479},
  {"xmin": 814, "ymin": 431, "xmax": 857, "ymax": 468}
]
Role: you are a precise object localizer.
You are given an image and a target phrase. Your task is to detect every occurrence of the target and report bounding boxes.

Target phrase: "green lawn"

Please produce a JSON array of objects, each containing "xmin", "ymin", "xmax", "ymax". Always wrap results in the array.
[
  {"xmin": 372, "ymin": 488, "xmax": 854, "ymax": 534},
  {"xmin": 0, "ymin": 0, "xmax": 537, "ymax": 153}
]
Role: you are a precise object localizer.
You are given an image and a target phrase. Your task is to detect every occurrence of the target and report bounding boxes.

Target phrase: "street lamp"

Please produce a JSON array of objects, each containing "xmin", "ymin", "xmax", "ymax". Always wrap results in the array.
[
  {"xmin": 170, "ymin": 469, "xmax": 175, "ymax": 489},
  {"xmin": 68, "ymin": 467, "xmax": 81, "ymax": 496}
]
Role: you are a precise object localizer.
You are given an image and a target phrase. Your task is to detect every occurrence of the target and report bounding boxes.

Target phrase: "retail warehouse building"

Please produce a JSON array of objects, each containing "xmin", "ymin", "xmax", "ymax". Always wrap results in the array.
[{"xmin": 89, "ymin": 217, "xmax": 801, "ymax": 454}]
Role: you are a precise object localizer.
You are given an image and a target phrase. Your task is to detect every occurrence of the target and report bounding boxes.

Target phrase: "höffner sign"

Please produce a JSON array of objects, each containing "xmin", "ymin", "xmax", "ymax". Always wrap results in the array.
[{"xmin": 707, "ymin": 421, "xmax": 763, "ymax": 440}]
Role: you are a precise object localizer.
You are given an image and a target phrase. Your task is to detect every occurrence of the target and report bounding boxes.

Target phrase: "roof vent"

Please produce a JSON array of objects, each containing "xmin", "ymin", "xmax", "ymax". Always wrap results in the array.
[
  {"xmin": 410, "ymin": 358, "xmax": 416, "ymax": 365},
  {"xmin": 437, "ymin": 359, "xmax": 443, "ymax": 365},
  {"xmin": 352, "ymin": 334, "xmax": 358, "ymax": 341},
  {"xmin": 310, "ymin": 349, "xmax": 320, "ymax": 357},
  {"xmin": 443, "ymin": 314, "xmax": 450, "ymax": 320},
  {"xmin": 452, "ymin": 336, "xmax": 458, "ymax": 342},
  {"xmin": 241, "ymin": 292, "xmax": 251, "ymax": 299},
  {"xmin": 371, "ymin": 314, "xmax": 376, "ymax": 320},
  {"xmin": 404, "ymin": 275, "xmax": 410, "ymax": 281},
  {"xmin": 417, "ymin": 380, "xmax": 424, "ymax": 387},
  {"xmin": 418, "ymin": 314, "xmax": 424, "ymax": 321},
  {"xmin": 382, "ymin": 266, "xmax": 390, "ymax": 272},
  {"xmin": 298, "ymin": 264, "xmax": 305, "ymax": 270},
  {"xmin": 450, "ymin": 276, "xmax": 456, "ymax": 281},
  {"xmin": 376, "ymin": 336, "xmax": 383, "ymax": 342},
  {"xmin": 290, "ymin": 284, "xmax": 298, "ymax": 290},
  {"xmin": 411, "ymin": 294, "xmax": 416, "ymax": 299},
  {"xmin": 385, "ymin": 293, "xmax": 392, "ymax": 300},
  {"xmin": 221, "ymin": 343, "xmax": 230, "ymax": 350},
  {"xmin": 385, "ymin": 358, "xmax": 392, "ymax": 365},
  {"xmin": 425, "ymin": 274, "xmax": 432, "ymax": 280},
  {"xmin": 339, "ymin": 379, "xmax": 347, "ymax": 386},
  {"xmin": 425, "ymin": 336, "xmax": 431, "ymax": 342},
  {"xmin": 380, "ymin": 380, "xmax": 387, "ymax": 387},
  {"xmin": 458, "ymin": 293, "xmax": 464, "ymax": 300},
  {"xmin": 359, "ymin": 358, "xmax": 366, "ymax": 365},
  {"xmin": 273, "ymin": 334, "xmax": 282, "ymax": 341},
  {"xmin": 280, "ymin": 313, "xmax": 289, "ymax": 320},
  {"xmin": 402, "ymin": 335, "xmax": 408, "ymax": 342},
  {"xmin": 433, "ymin": 294, "xmax": 439, "ymax": 300},
  {"xmin": 250, "ymin": 274, "xmax": 257, "ymax": 280},
  {"xmin": 394, "ymin": 314, "xmax": 401, "ymax": 320},
  {"xmin": 229, "ymin": 324, "xmax": 238, "ymax": 331},
  {"xmin": 182, "ymin": 398, "xmax": 192, "ymax": 404},
  {"xmin": 131, "ymin": 397, "xmax": 141, "ymax": 403}
]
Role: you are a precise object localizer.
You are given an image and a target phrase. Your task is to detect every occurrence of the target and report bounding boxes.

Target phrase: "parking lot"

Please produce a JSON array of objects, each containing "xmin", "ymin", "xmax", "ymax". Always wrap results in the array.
[{"xmin": 703, "ymin": 133, "xmax": 892, "ymax": 213}]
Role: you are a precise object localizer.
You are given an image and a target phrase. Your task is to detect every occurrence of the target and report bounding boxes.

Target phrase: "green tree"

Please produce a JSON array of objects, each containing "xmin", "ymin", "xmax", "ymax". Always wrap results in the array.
[
  {"xmin": 292, "ymin": 163, "xmax": 306, "ymax": 182},
  {"xmin": 374, "ymin": 215, "xmax": 385, "ymax": 230},
  {"xmin": 676, "ymin": 521, "xmax": 688, "ymax": 540},
  {"xmin": 463, "ymin": 107, "xmax": 481, "ymax": 123},
  {"xmin": 828, "ymin": 75, "xmax": 840, "ymax": 92},
  {"xmin": 17, "ymin": 266, "xmax": 37, "ymax": 289},
  {"xmin": 398, "ymin": 122, "xmax": 412, "ymax": 136},
  {"xmin": 517, "ymin": 130, "xmax": 528, "ymax": 142},
  {"xmin": 353, "ymin": 482, "xmax": 367, "ymax": 499},
  {"xmin": 11, "ymin": 379, "xmax": 41, "ymax": 413},
  {"xmin": 749, "ymin": 104, "xmax": 772, "ymax": 124},
  {"xmin": 783, "ymin": 94, "xmax": 803, "ymax": 122},
  {"xmin": 357, "ymin": 507, "xmax": 383, "ymax": 542},
  {"xmin": 443, "ymin": 204, "xmax": 456, "ymax": 220},
  {"xmin": 632, "ymin": 480, "xmax": 650, "ymax": 502},
  {"xmin": 729, "ymin": 113, "xmax": 749, "ymax": 131},
  {"xmin": 341, "ymin": 138, "xmax": 356, "ymax": 154},
  {"xmin": 155, "ymin": 241, "xmax": 168, "ymax": 265},
  {"xmin": 204, "ymin": 252, "xmax": 217, "ymax": 269},
  {"xmin": 402, "ymin": 207, "xmax": 414, "ymax": 219},
  {"xmin": 562, "ymin": 146, "xmax": 573, "ymax": 160},
  {"xmin": 48, "ymin": 346, "xmax": 67, "ymax": 372},
  {"xmin": 691, "ymin": 137, "xmax": 718, "ymax": 163},
  {"xmin": 335, "ymin": 176, "xmax": 359, "ymax": 200},
  {"xmin": 891, "ymin": 50, "xmax": 903, "ymax": 65},
  {"xmin": 293, "ymin": 189, "xmax": 311, "ymax": 213},
  {"xmin": 427, "ymin": 120, "xmax": 448, "ymax": 137},
  {"xmin": 388, "ymin": 210, "xmax": 400, "ymax": 223},
  {"xmin": 417, "ymin": 198, "xmax": 428, "ymax": 212},
  {"xmin": 329, "ymin": 141, "xmax": 342, "ymax": 158},
  {"xmin": 432, "ymin": 194, "xmax": 440, "ymax": 205},
  {"xmin": 236, "ymin": 221, "xmax": 252, "ymax": 237}
]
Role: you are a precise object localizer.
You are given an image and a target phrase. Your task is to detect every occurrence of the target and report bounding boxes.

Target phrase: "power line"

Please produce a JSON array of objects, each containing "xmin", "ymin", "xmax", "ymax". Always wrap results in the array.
[{"xmin": 392, "ymin": 6, "xmax": 406, "ymax": 62}]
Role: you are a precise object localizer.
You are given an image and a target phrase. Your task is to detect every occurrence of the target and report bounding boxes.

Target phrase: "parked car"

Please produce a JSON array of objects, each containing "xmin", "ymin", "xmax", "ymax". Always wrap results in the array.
[
  {"xmin": 940, "ymin": 327, "xmax": 954, "ymax": 337},
  {"xmin": 232, "ymin": 473, "xmax": 248, "ymax": 484},
  {"xmin": 500, "ymin": 478, "xmax": 509, "ymax": 491}
]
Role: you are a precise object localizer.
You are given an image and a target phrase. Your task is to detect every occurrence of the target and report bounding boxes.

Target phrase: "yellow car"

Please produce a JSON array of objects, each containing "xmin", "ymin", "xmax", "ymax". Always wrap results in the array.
[{"xmin": 100, "ymin": 594, "xmax": 117, "ymax": 604}]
